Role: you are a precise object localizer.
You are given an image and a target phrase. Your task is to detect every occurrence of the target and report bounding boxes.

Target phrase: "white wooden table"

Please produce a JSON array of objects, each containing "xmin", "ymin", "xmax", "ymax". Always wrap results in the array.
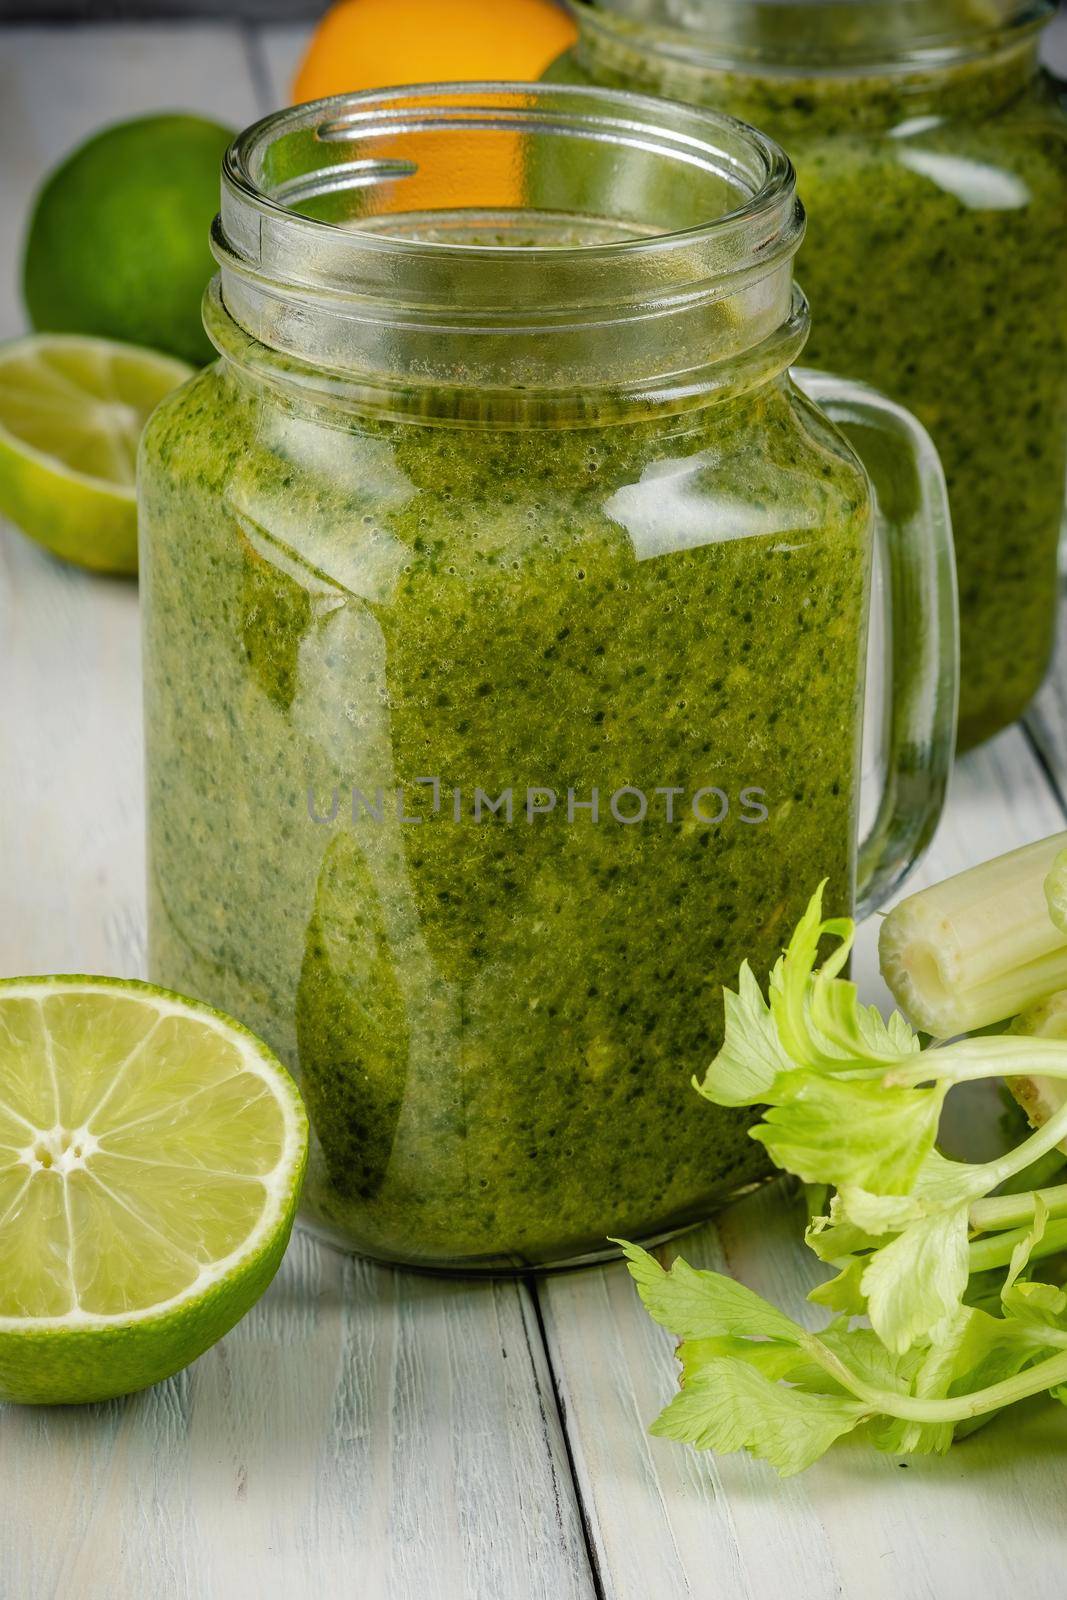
[{"xmin": 3, "ymin": 21, "xmax": 1067, "ymax": 1599}]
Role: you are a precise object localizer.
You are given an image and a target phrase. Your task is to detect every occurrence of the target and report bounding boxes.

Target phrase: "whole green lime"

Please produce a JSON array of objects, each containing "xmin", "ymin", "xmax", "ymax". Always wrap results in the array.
[{"xmin": 23, "ymin": 114, "xmax": 232, "ymax": 367}]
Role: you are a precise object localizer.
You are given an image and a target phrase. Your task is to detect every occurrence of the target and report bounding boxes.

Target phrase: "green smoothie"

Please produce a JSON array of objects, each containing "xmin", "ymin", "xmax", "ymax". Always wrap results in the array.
[
  {"xmin": 555, "ymin": 1, "xmax": 1067, "ymax": 747},
  {"xmin": 139, "ymin": 361, "xmax": 871, "ymax": 1268}
]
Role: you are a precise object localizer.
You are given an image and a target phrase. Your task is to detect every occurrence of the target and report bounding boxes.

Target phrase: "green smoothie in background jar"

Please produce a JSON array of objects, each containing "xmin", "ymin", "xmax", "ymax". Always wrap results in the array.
[
  {"xmin": 551, "ymin": 0, "xmax": 1067, "ymax": 749},
  {"xmin": 139, "ymin": 86, "xmax": 956, "ymax": 1270}
]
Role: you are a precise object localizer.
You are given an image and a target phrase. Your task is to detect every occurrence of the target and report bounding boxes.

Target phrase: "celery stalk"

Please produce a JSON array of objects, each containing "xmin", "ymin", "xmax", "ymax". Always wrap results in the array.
[
  {"xmin": 1008, "ymin": 988, "xmax": 1067, "ymax": 1157},
  {"xmin": 1046, "ymin": 846, "xmax": 1067, "ymax": 935},
  {"xmin": 969, "ymin": 1180, "xmax": 1067, "ymax": 1231},
  {"xmin": 968, "ymin": 1216, "xmax": 1067, "ymax": 1273},
  {"xmin": 878, "ymin": 832, "xmax": 1067, "ymax": 1036}
]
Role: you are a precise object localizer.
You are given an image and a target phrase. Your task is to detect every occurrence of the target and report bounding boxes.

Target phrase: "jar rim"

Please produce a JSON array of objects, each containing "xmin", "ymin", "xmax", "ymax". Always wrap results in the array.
[
  {"xmin": 212, "ymin": 83, "xmax": 806, "ymax": 419},
  {"xmin": 215, "ymin": 82, "xmax": 801, "ymax": 319}
]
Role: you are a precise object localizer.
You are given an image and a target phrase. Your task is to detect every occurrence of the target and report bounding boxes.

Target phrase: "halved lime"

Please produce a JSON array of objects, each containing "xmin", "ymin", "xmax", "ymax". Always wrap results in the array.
[
  {"xmin": 0, "ymin": 976, "xmax": 307, "ymax": 1405},
  {"xmin": 0, "ymin": 334, "xmax": 191, "ymax": 575}
]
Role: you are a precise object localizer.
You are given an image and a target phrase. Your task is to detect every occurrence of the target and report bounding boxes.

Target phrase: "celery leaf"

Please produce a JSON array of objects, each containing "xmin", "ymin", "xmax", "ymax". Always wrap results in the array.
[
  {"xmin": 617, "ymin": 1240, "xmax": 803, "ymax": 1344},
  {"xmin": 649, "ymin": 1357, "xmax": 864, "ymax": 1476},
  {"xmin": 696, "ymin": 960, "xmax": 793, "ymax": 1107},
  {"xmin": 861, "ymin": 1205, "xmax": 971, "ymax": 1353},
  {"xmin": 753, "ymin": 1073, "xmax": 945, "ymax": 1192}
]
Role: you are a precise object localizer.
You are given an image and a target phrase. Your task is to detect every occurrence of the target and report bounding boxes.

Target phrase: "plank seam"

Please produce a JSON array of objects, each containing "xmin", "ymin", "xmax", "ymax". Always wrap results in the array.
[
  {"xmin": 1021, "ymin": 716, "xmax": 1067, "ymax": 826},
  {"xmin": 526, "ymin": 1280, "xmax": 610, "ymax": 1600}
]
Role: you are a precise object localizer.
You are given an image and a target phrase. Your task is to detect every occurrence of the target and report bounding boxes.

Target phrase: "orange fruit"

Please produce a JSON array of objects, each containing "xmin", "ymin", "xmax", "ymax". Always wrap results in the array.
[{"xmin": 292, "ymin": 0, "xmax": 578, "ymax": 102}]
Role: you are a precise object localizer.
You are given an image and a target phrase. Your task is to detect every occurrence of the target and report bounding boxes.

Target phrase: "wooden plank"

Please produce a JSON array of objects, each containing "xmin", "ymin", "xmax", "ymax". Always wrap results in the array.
[
  {"xmin": 0, "ymin": 22, "xmax": 263, "ymax": 977},
  {"xmin": 541, "ymin": 1174, "xmax": 1067, "ymax": 1600},
  {"xmin": 255, "ymin": 20, "xmax": 312, "ymax": 108},
  {"xmin": 0, "ymin": 25, "xmax": 596, "ymax": 1600},
  {"xmin": 538, "ymin": 724, "xmax": 1067, "ymax": 1600},
  {"xmin": 3, "ymin": 1229, "xmax": 595, "ymax": 1600},
  {"xmin": 0, "ymin": 536, "xmax": 146, "ymax": 978},
  {"xmin": 1026, "ymin": 593, "xmax": 1067, "ymax": 815}
]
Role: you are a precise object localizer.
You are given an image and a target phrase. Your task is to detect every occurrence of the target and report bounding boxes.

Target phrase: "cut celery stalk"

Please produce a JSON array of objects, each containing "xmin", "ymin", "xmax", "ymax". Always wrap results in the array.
[
  {"xmin": 1008, "ymin": 988, "xmax": 1067, "ymax": 1154},
  {"xmin": 878, "ymin": 832, "xmax": 1067, "ymax": 1036},
  {"xmin": 1046, "ymin": 846, "xmax": 1067, "ymax": 936}
]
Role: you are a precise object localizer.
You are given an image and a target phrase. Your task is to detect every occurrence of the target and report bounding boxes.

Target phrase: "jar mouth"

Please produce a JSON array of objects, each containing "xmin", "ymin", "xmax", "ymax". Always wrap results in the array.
[
  {"xmin": 211, "ymin": 83, "xmax": 805, "ymax": 415},
  {"xmin": 569, "ymin": 0, "xmax": 1052, "ymax": 73},
  {"xmin": 217, "ymin": 82, "xmax": 800, "ymax": 315}
]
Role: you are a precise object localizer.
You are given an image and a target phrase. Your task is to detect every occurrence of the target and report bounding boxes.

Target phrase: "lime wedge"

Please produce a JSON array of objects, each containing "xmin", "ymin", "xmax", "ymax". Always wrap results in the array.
[
  {"xmin": 0, "ymin": 976, "xmax": 307, "ymax": 1405},
  {"xmin": 0, "ymin": 334, "xmax": 192, "ymax": 575}
]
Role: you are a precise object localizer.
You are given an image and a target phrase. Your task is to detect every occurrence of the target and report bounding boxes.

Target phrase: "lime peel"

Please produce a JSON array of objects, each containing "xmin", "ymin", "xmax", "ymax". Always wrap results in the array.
[
  {"xmin": 0, "ymin": 334, "xmax": 192, "ymax": 574},
  {"xmin": 0, "ymin": 975, "xmax": 307, "ymax": 1402}
]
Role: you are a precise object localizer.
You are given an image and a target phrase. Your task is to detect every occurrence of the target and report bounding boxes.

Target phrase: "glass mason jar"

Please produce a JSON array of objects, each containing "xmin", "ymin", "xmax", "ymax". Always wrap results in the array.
[
  {"xmin": 552, "ymin": 0, "xmax": 1067, "ymax": 749},
  {"xmin": 138, "ymin": 85, "xmax": 957, "ymax": 1272}
]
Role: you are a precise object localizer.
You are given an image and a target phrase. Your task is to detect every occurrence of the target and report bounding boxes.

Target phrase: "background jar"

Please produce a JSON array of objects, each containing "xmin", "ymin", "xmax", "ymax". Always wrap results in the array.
[
  {"xmin": 553, "ymin": 0, "xmax": 1067, "ymax": 750},
  {"xmin": 138, "ymin": 85, "xmax": 955, "ymax": 1271}
]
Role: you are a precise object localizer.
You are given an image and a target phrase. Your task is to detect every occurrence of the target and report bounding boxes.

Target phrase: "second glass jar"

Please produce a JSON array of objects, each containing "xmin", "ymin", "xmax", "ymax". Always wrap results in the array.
[{"xmin": 554, "ymin": 0, "xmax": 1067, "ymax": 748}]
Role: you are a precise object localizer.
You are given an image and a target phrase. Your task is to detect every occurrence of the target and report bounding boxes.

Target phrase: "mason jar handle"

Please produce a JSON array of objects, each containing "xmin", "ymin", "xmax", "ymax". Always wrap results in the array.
[{"xmin": 795, "ymin": 368, "xmax": 959, "ymax": 919}]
